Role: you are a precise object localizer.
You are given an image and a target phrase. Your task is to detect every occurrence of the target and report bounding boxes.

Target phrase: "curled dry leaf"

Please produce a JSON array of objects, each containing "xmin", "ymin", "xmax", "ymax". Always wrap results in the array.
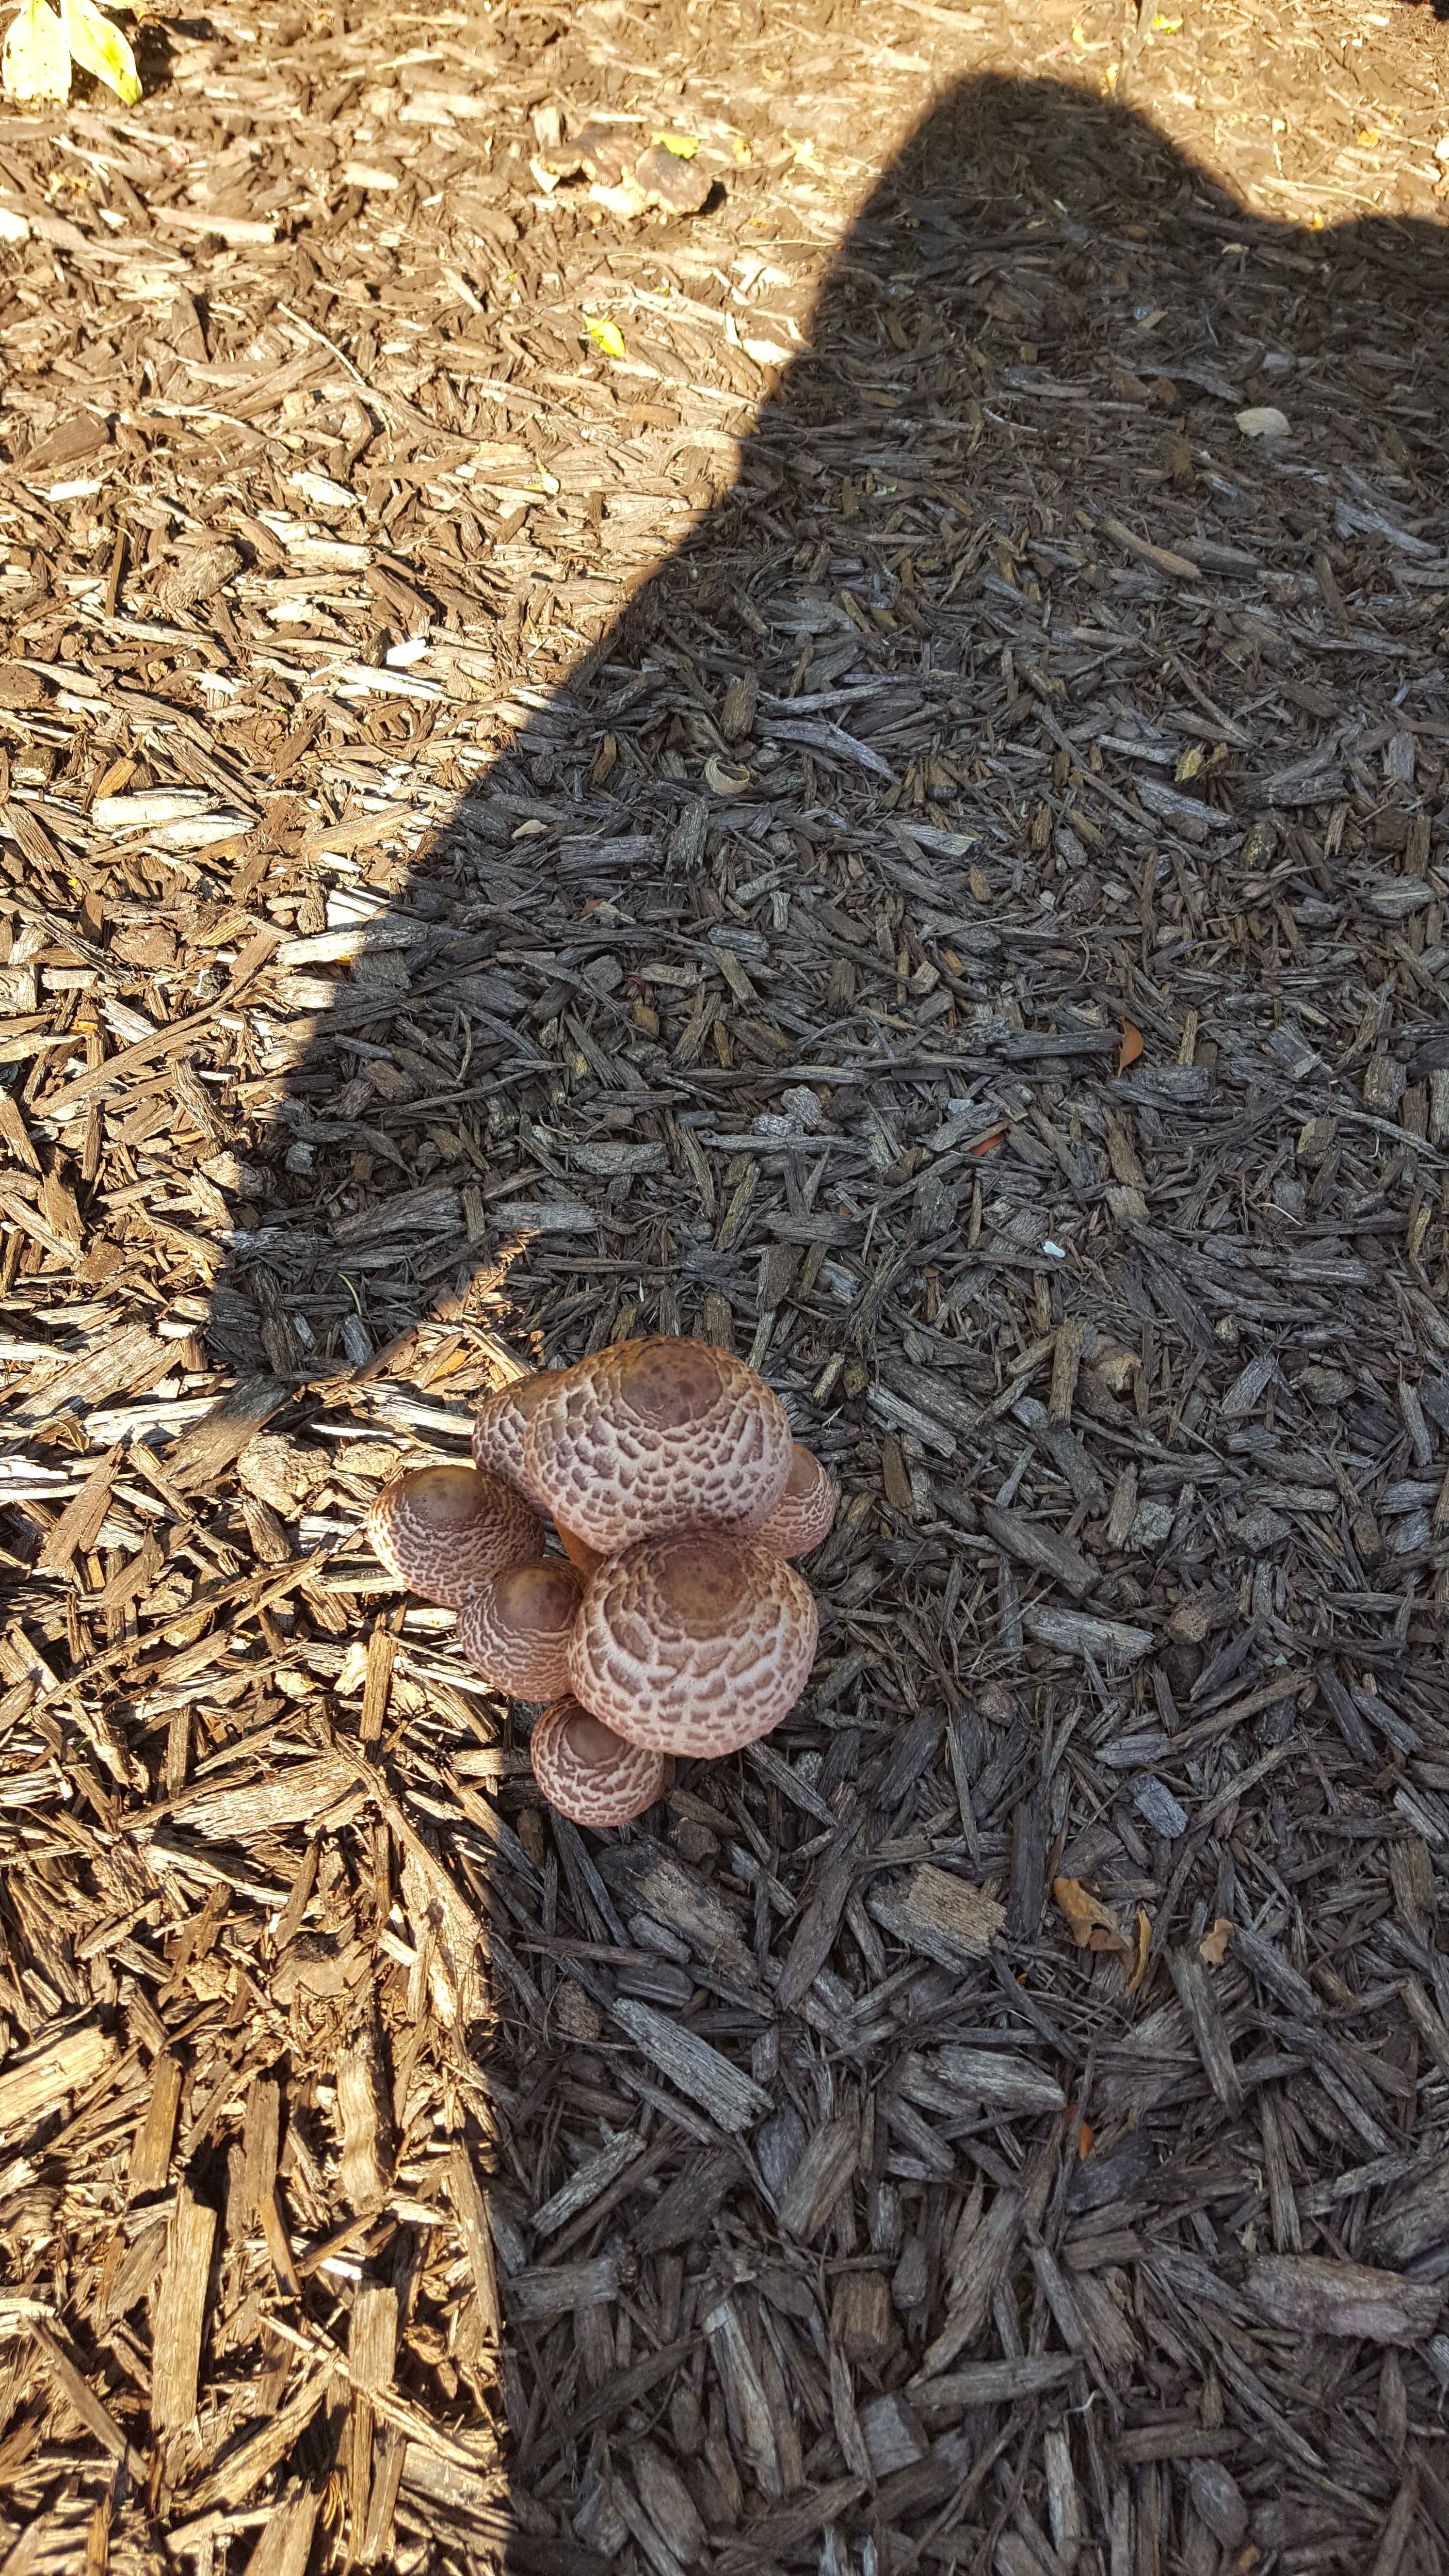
[
  {"xmin": 1199, "ymin": 1917, "xmax": 1233, "ymax": 1967},
  {"xmin": 1116, "ymin": 1019, "xmax": 1144, "ymax": 1074},
  {"xmin": 1236, "ymin": 404, "xmax": 1291, "ymax": 439},
  {"xmin": 1052, "ymin": 1876, "xmax": 1131, "ymax": 1962}
]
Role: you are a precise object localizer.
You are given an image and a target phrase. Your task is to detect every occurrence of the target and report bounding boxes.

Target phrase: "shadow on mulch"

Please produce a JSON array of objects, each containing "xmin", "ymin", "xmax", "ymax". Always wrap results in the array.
[{"xmin": 207, "ymin": 68, "xmax": 1449, "ymax": 2576}]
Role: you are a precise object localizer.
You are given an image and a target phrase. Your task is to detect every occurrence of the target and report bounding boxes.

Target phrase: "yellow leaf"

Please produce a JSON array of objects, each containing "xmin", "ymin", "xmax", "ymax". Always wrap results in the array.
[
  {"xmin": 1151, "ymin": 12, "xmax": 1182, "ymax": 26},
  {"xmin": 2, "ymin": 0, "xmax": 69, "ymax": 102},
  {"xmin": 731, "ymin": 134, "xmax": 753, "ymax": 165},
  {"xmin": 651, "ymin": 130, "xmax": 698, "ymax": 159},
  {"xmin": 584, "ymin": 314, "xmax": 626, "ymax": 361},
  {"xmin": 1199, "ymin": 1917, "xmax": 1232, "ymax": 1967},
  {"xmin": 63, "ymin": 0, "xmax": 139, "ymax": 103},
  {"xmin": 1358, "ymin": 128, "xmax": 1380, "ymax": 149}
]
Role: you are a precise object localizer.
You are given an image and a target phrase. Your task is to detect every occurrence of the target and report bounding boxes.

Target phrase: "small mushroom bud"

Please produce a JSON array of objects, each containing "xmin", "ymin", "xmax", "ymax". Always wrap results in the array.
[
  {"xmin": 457, "ymin": 1558, "xmax": 586, "ymax": 1701},
  {"xmin": 367, "ymin": 1465, "xmax": 545, "ymax": 1609},
  {"xmin": 530, "ymin": 1695, "xmax": 666, "ymax": 1827},
  {"xmin": 524, "ymin": 1336, "xmax": 793, "ymax": 1554},
  {"xmin": 752, "ymin": 1442, "xmax": 836, "ymax": 1558},
  {"xmin": 471, "ymin": 1367, "xmax": 571, "ymax": 1504},
  {"xmin": 568, "ymin": 1529, "xmax": 818, "ymax": 1758}
]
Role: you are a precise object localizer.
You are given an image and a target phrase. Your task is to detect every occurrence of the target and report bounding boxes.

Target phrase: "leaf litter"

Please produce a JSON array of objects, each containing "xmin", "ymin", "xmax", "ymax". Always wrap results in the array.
[{"xmin": 0, "ymin": 0, "xmax": 1447, "ymax": 2571}]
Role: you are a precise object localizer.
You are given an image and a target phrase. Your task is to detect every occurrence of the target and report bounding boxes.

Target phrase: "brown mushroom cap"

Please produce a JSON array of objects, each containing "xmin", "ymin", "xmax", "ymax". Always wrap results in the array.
[
  {"xmin": 366, "ymin": 1465, "xmax": 544, "ymax": 1609},
  {"xmin": 530, "ymin": 1695, "xmax": 666, "ymax": 1827},
  {"xmin": 567, "ymin": 1529, "xmax": 818, "ymax": 1758},
  {"xmin": 471, "ymin": 1368, "xmax": 570, "ymax": 1503},
  {"xmin": 457, "ymin": 1558, "xmax": 585, "ymax": 1700},
  {"xmin": 752, "ymin": 1442, "xmax": 837, "ymax": 1559},
  {"xmin": 523, "ymin": 1337, "xmax": 792, "ymax": 1553},
  {"xmin": 635, "ymin": 142, "xmax": 713, "ymax": 216}
]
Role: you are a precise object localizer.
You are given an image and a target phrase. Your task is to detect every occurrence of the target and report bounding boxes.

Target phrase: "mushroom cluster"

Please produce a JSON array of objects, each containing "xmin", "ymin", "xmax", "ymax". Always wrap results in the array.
[{"xmin": 365, "ymin": 1338, "xmax": 834, "ymax": 1829}]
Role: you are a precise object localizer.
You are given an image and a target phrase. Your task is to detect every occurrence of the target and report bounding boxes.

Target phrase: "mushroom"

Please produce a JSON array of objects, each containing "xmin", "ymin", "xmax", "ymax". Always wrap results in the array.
[
  {"xmin": 471, "ymin": 1367, "xmax": 570, "ymax": 1503},
  {"xmin": 567, "ymin": 1529, "xmax": 818, "ymax": 1758},
  {"xmin": 634, "ymin": 141, "xmax": 713, "ymax": 217},
  {"xmin": 540, "ymin": 122, "xmax": 639, "ymax": 187},
  {"xmin": 752, "ymin": 1442, "xmax": 836, "ymax": 1559},
  {"xmin": 457, "ymin": 1558, "xmax": 586, "ymax": 1701},
  {"xmin": 472, "ymin": 1374, "xmax": 605, "ymax": 1572},
  {"xmin": 529, "ymin": 1695, "xmax": 666, "ymax": 1827},
  {"xmin": 367, "ymin": 1465, "xmax": 545, "ymax": 1609},
  {"xmin": 523, "ymin": 1336, "xmax": 792, "ymax": 1554}
]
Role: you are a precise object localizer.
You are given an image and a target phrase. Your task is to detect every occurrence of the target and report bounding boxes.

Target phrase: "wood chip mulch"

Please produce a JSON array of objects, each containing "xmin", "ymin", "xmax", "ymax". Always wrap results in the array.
[{"xmin": 1, "ymin": 0, "xmax": 1448, "ymax": 2570}]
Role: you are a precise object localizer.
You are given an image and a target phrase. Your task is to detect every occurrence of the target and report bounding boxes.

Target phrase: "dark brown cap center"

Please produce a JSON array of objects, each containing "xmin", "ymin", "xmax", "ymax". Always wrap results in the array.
[
  {"xmin": 656, "ymin": 1535, "xmax": 748, "ymax": 1633},
  {"xmin": 619, "ymin": 1339, "xmax": 724, "ymax": 1430},
  {"xmin": 496, "ymin": 1562, "xmax": 580, "ymax": 1630},
  {"xmin": 568, "ymin": 1711, "xmax": 625, "ymax": 1765},
  {"xmin": 416, "ymin": 1467, "xmax": 491, "ymax": 1529}
]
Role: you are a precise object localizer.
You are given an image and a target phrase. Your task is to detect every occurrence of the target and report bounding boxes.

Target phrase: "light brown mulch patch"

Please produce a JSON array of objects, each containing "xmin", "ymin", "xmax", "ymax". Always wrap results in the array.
[{"xmin": 0, "ymin": 0, "xmax": 1448, "ymax": 2570}]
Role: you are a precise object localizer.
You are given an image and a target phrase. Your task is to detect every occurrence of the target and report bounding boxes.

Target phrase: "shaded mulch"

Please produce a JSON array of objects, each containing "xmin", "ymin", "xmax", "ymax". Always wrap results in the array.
[{"xmin": 0, "ymin": 1, "xmax": 1448, "ymax": 2570}]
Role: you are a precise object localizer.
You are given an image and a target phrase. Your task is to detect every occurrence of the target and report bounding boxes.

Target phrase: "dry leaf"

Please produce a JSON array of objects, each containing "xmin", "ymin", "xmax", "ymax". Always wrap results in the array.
[
  {"xmin": 1052, "ymin": 1876, "xmax": 1130, "ymax": 1961},
  {"xmin": 1235, "ymin": 405, "xmax": 1291, "ymax": 439},
  {"xmin": 1116, "ymin": 1019, "xmax": 1144, "ymax": 1073},
  {"xmin": 970, "ymin": 1127, "xmax": 1005, "ymax": 1159},
  {"xmin": 1124, "ymin": 1906, "xmax": 1152, "ymax": 1997},
  {"xmin": 1199, "ymin": 1917, "xmax": 1233, "ymax": 1967}
]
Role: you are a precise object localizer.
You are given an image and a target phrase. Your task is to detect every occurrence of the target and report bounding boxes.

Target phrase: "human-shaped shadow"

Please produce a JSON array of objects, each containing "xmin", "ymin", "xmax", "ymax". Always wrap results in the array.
[
  {"xmin": 225, "ymin": 66, "xmax": 1449, "ymax": 2576},
  {"xmin": 238, "ymin": 68, "xmax": 1449, "ymax": 1403}
]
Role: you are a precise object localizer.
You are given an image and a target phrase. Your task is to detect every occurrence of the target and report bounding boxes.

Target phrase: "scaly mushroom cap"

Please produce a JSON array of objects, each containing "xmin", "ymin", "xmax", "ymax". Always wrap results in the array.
[
  {"xmin": 471, "ymin": 1368, "xmax": 571, "ymax": 1502},
  {"xmin": 530, "ymin": 1695, "xmax": 666, "ymax": 1827},
  {"xmin": 367, "ymin": 1465, "xmax": 545, "ymax": 1609},
  {"xmin": 523, "ymin": 1337, "xmax": 792, "ymax": 1553},
  {"xmin": 752, "ymin": 1443, "xmax": 837, "ymax": 1559},
  {"xmin": 567, "ymin": 1530, "xmax": 818, "ymax": 1758},
  {"xmin": 457, "ymin": 1558, "xmax": 585, "ymax": 1700}
]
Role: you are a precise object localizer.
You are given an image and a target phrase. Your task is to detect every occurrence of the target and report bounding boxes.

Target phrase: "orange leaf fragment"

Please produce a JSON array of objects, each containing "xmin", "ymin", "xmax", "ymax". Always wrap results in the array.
[
  {"xmin": 1116, "ymin": 1019, "xmax": 1144, "ymax": 1073},
  {"xmin": 969, "ymin": 1127, "xmax": 1005, "ymax": 1159},
  {"xmin": 1052, "ymin": 1875, "xmax": 1131, "ymax": 1961},
  {"xmin": 1124, "ymin": 1906, "xmax": 1152, "ymax": 1998},
  {"xmin": 1199, "ymin": 1916, "xmax": 1233, "ymax": 1967},
  {"xmin": 1066, "ymin": 2101, "xmax": 1095, "ymax": 2157}
]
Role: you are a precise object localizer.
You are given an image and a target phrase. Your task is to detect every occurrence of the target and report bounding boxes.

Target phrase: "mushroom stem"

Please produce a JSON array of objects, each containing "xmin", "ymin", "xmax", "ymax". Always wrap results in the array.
[
  {"xmin": 555, "ymin": 1520, "xmax": 605, "ymax": 1579},
  {"xmin": 530, "ymin": 1696, "xmax": 666, "ymax": 1827}
]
